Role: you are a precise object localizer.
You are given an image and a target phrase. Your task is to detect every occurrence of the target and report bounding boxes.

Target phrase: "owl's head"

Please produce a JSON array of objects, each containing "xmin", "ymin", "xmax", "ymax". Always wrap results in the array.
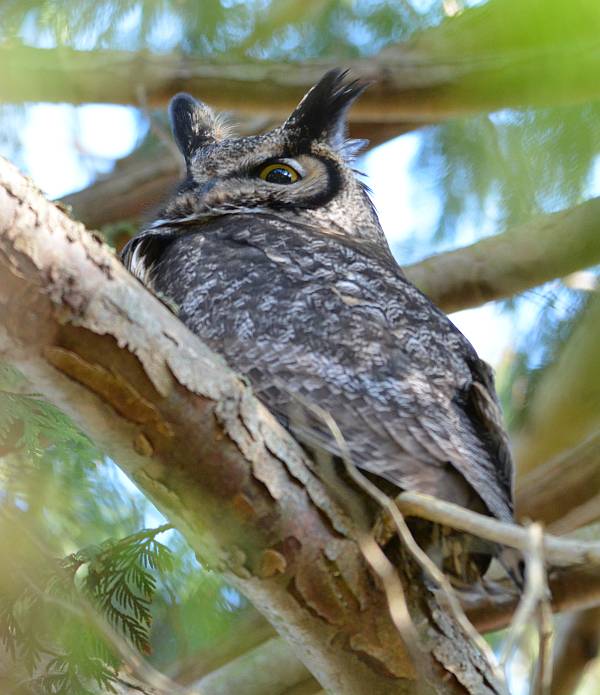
[{"xmin": 149, "ymin": 70, "xmax": 385, "ymax": 246}]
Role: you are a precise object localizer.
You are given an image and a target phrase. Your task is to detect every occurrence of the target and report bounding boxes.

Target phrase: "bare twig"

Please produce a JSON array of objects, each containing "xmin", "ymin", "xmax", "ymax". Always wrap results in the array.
[
  {"xmin": 500, "ymin": 524, "xmax": 552, "ymax": 693},
  {"xmin": 309, "ymin": 404, "xmax": 506, "ymax": 690},
  {"xmin": 286, "ymin": 401, "xmax": 427, "ymax": 683},
  {"xmin": 393, "ymin": 491, "xmax": 600, "ymax": 567},
  {"xmin": 535, "ymin": 601, "xmax": 554, "ymax": 695}
]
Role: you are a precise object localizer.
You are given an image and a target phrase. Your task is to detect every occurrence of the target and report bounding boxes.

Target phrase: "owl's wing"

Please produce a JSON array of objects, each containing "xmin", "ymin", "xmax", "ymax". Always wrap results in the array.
[
  {"xmin": 135, "ymin": 214, "xmax": 514, "ymax": 523},
  {"xmin": 252, "ymin": 348, "xmax": 514, "ymax": 523}
]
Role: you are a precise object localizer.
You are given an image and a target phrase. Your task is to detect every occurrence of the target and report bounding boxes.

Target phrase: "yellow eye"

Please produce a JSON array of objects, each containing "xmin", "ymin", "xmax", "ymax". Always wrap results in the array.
[{"xmin": 258, "ymin": 162, "xmax": 300, "ymax": 185}]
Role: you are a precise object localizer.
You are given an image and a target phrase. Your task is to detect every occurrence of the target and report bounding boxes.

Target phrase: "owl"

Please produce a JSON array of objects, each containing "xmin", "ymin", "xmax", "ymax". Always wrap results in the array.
[{"xmin": 122, "ymin": 70, "xmax": 514, "ymax": 574}]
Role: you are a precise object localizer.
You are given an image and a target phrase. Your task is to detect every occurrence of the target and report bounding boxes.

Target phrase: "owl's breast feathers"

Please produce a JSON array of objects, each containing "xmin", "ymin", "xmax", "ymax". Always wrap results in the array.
[{"xmin": 124, "ymin": 213, "xmax": 513, "ymax": 523}]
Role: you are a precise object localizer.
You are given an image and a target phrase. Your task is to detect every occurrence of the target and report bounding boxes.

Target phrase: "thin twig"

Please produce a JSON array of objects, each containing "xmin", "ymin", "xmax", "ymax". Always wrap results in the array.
[
  {"xmin": 393, "ymin": 491, "xmax": 600, "ymax": 567},
  {"xmin": 308, "ymin": 403, "xmax": 507, "ymax": 691},
  {"xmin": 287, "ymin": 406, "xmax": 429, "ymax": 685},
  {"xmin": 535, "ymin": 602, "xmax": 554, "ymax": 695},
  {"xmin": 500, "ymin": 523, "xmax": 553, "ymax": 695}
]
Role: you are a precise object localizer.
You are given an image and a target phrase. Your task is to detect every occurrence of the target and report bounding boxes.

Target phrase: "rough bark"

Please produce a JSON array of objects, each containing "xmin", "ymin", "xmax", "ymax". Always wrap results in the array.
[
  {"xmin": 0, "ymin": 155, "xmax": 506, "ymax": 693},
  {"xmin": 2, "ymin": 0, "xmax": 600, "ymax": 117},
  {"xmin": 183, "ymin": 563, "xmax": 600, "ymax": 693}
]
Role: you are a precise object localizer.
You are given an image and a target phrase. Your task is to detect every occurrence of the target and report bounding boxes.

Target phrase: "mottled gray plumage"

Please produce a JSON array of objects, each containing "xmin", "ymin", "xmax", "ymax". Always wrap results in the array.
[{"xmin": 122, "ymin": 71, "xmax": 514, "ymax": 542}]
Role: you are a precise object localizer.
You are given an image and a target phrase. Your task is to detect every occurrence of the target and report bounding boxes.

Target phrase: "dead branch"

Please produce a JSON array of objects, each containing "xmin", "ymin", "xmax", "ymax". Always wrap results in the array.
[
  {"xmin": 500, "ymin": 523, "xmax": 552, "ymax": 694},
  {"xmin": 0, "ymin": 154, "xmax": 506, "ymax": 693},
  {"xmin": 392, "ymin": 491, "xmax": 600, "ymax": 568}
]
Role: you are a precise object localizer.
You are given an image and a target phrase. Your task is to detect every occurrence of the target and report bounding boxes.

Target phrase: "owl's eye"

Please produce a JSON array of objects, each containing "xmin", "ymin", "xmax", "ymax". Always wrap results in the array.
[{"xmin": 258, "ymin": 162, "xmax": 301, "ymax": 185}]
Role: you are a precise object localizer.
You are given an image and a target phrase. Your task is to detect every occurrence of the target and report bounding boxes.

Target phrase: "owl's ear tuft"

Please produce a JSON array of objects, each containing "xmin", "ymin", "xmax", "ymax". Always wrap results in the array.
[
  {"xmin": 283, "ymin": 69, "xmax": 370, "ymax": 151},
  {"xmin": 169, "ymin": 93, "xmax": 219, "ymax": 162}
]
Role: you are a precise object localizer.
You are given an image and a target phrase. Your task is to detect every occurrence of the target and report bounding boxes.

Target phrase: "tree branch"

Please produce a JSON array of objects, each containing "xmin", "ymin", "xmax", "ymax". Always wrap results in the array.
[
  {"xmin": 3, "ymin": 0, "xmax": 600, "ymax": 118},
  {"xmin": 466, "ymin": 565, "xmax": 600, "ymax": 634},
  {"xmin": 403, "ymin": 196, "xmax": 600, "ymax": 313},
  {"xmin": 181, "ymin": 563, "xmax": 600, "ymax": 694},
  {"xmin": 0, "ymin": 155, "xmax": 506, "ymax": 693},
  {"xmin": 194, "ymin": 638, "xmax": 319, "ymax": 695}
]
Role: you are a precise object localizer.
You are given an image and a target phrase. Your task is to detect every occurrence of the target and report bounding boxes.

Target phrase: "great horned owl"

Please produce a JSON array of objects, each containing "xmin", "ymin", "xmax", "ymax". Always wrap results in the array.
[{"xmin": 122, "ymin": 70, "xmax": 514, "ymax": 569}]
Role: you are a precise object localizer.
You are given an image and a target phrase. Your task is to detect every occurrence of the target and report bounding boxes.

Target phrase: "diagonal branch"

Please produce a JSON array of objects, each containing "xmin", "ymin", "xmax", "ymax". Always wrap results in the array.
[
  {"xmin": 403, "ymin": 196, "xmax": 600, "ymax": 313},
  {"xmin": 516, "ymin": 433, "xmax": 600, "ymax": 532},
  {"xmin": 0, "ymin": 155, "xmax": 506, "ymax": 693}
]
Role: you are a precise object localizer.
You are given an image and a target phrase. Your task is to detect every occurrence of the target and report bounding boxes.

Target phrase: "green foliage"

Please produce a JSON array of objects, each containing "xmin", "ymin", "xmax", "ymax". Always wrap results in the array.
[
  {"xmin": 496, "ymin": 282, "xmax": 592, "ymax": 432},
  {"xmin": 0, "ymin": 385, "xmax": 99, "ymax": 465},
  {"xmin": 0, "ymin": 518, "xmax": 173, "ymax": 694},
  {"xmin": 414, "ymin": 102, "xmax": 600, "ymax": 245},
  {"xmin": 0, "ymin": 366, "xmax": 245, "ymax": 685},
  {"xmin": 0, "ymin": 0, "xmax": 426, "ymax": 57}
]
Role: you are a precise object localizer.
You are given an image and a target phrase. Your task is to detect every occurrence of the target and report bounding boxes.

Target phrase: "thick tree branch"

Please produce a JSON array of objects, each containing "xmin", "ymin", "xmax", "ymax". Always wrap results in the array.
[
  {"xmin": 403, "ymin": 196, "xmax": 600, "ymax": 313},
  {"xmin": 2, "ymin": 0, "xmax": 600, "ymax": 118},
  {"xmin": 194, "ymin": 637, "xmax": 319, "ymax": 695},
  {"xmin": 183, "ymin": 563, "xmax": 600, "ymax": 694},
  {"xmin": 0, "ymin": 156, "xmax": 506, "ymax": 693}
]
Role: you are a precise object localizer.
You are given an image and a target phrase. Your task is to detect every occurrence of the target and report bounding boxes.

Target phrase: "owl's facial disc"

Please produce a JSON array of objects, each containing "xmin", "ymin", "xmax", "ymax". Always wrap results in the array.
[{"xmin": 156, "ymin": 70, "xmax": 385, "ymax": 242}]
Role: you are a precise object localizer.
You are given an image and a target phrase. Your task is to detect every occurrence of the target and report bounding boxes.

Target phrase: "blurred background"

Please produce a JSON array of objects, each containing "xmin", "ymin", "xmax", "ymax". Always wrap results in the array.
[{"xmin": 0, "ymin": 1, "xmax": 599, "ymax": 693}]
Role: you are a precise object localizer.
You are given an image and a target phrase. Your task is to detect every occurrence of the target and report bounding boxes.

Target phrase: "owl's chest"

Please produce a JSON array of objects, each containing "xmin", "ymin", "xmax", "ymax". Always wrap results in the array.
[
  {"xmin": 149, "ymin": 225, "xmax": 468, "ymax": 384},
  {"xmin": 154, "ymin": 230, "xmax": 388, "ymax": 338}
]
